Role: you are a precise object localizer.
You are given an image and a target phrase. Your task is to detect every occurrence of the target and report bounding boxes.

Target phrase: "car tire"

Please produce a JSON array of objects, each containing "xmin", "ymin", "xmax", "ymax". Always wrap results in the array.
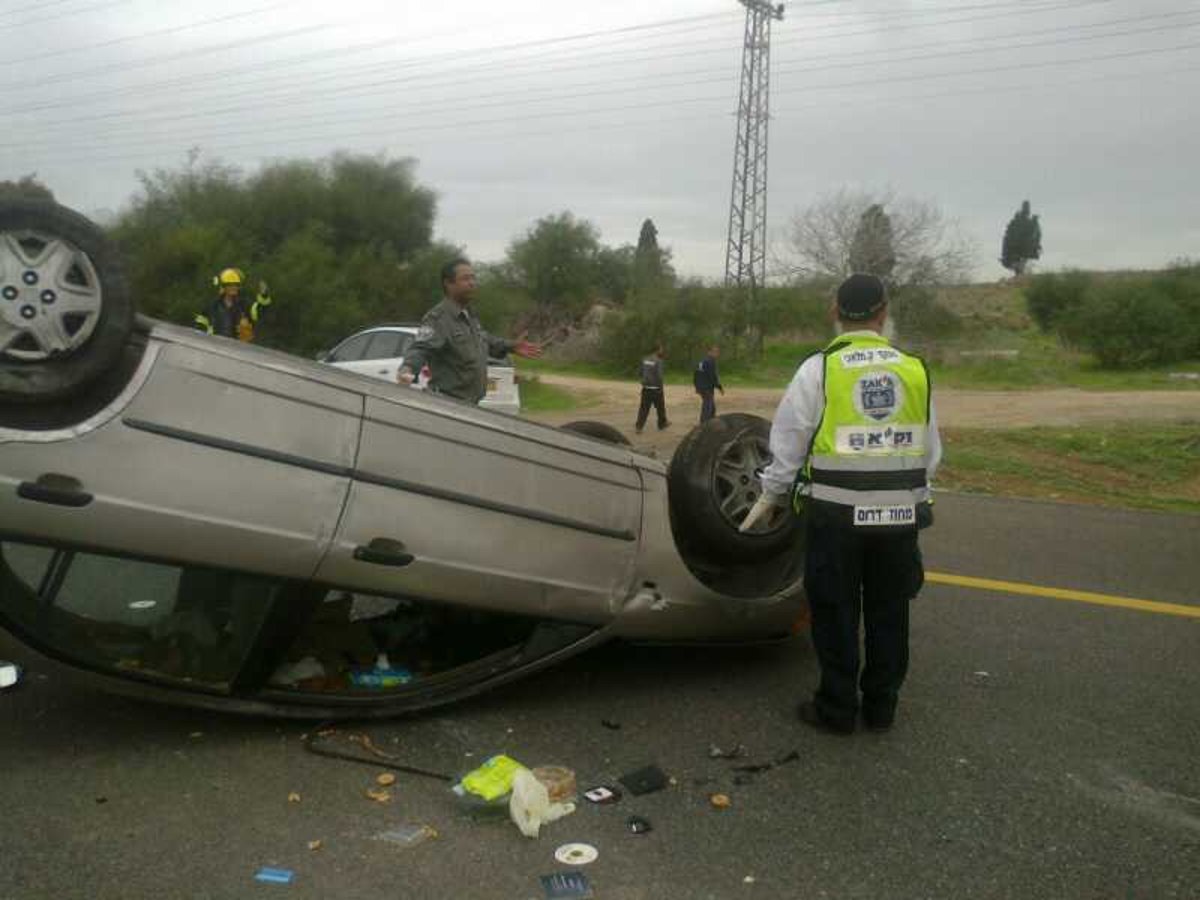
[
  {"xmin": 560, "ymin": 420, "xmax": 631, "ymax": 446},
  {"xmin": 0, "ymin": 200, "xmax": 134, "ymax": 404},
  {"xmin": 668, "ymin": 413, "xmax": 800, "ymax": 562}
]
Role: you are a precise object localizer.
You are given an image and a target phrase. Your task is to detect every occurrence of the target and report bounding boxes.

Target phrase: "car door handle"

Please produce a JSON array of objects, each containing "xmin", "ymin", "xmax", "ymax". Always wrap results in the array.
[
  {"xmin": 18, "ymin": 474, "xmax": 93, "ymax": 508},
  {"xmin": 353, "ymin": 538, "xmax": 415, "ymax": 567}
]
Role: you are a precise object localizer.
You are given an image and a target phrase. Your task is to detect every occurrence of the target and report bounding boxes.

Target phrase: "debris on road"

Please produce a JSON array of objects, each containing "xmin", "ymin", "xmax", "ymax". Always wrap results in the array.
[
  {"xmin": 554, "ymin": 842, "xmax": 599, "ymax": 866},
  {"xmin": 303, "ymin": 728, "xmax": 452, "ymax": 783},
  {"xmin": 254, "ymin": 867, "xmax": 295, "ymax": 885},
  {"xmin": 458, "ymin": 754, "xmax": 524, "ymax": 802},
  {"xmin": 731, "ymin": 749, "xmax": 800, "ymax": 776},
  {"xmin": 375, "ymin": 824, "xmax": 437, "ymax": 849},
  {"xmin": 619, "ymin": 764, "xmax": 668, "ymax": 796},
  {"xmin": 533, "ymin": 765, "xmax": 577, "ymax": 803},
  {"xmin": 540, "ymin": 870, "xmax": 594, "ymax": 899},
  {"xmin": 287, "ymin": 792, "xmax": 301, "ymax": 804},
  {"xmin": 600, "ymin": 719, "xmax": 622, "ymax": 730},
  {"xmin": 307, "ymin": 840, "xmax": 322, "ymax": 852},
  {"xmin": 710, "ymin": 793, "xmax": 732, "ymax": 810},
  {"xmin": 582, "ymin": 785, "xmax": 621, "ymax": 805},
  {"xmin": 366, "ymin": 787, "xmax": 392, "ymax": 803},
  {"xmin": 511, "ymin": 768, "xmax": 576, "ymax": 838},
  {"xmin": 376, "ymin": 773, "xmax": 397, "ymax": 787},
  {"xmin": 627, "ymin": 815, "xmax": 653, "ymax": 834},
  {"xmin": 268, "ymin": 656, "xmax": 325, "ymax": 687},
  {"xmin": 708, "ymin": 743, "xmax": 748, "ymax": 760},
  {"xmin": 0, "ymin": 661, "xmax": 19, "ymax": 690}
]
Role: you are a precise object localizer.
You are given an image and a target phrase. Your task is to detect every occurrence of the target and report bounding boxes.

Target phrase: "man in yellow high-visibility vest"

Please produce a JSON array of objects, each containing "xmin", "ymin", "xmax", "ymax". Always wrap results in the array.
[{"xmin": 741, "ymin": 273, "xmax": 942, "ymax": 734}]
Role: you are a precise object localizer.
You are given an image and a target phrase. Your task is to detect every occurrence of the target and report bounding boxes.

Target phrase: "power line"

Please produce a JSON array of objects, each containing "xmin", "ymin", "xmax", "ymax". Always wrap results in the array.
[
  {"xmin": 161, "ymin": 6, "xmax": 1184, "ymax": 115},
  {"xmin": 0, "ymin": 0, "xmax": 81, "ymax": 17},
  {"xmin": 774, "ymin": 37, "xmax": 1200, "ymax": 95},
  {"xmin": 0, "ymin": 0, "xmax": 1100, "ymax": 99},
  {"xmin": 782, "ymin": 0, "xmax": 1108, "ymax": 21},
  {"xmin": 21, "ymin": 59, "xmax": 1196, "ymax": 173},
  {"xmin": 774, "ymin": 0, "xmax": 1119, "ymax": 40},
  {"xmin": 15, "ymin": 38, "xmax": 1197, "ymax": 168},
  {"xmin": 14, "ymin": 12, "xmax": 1195, "ymax": 146},
  {"xmin": 3, "ymin": 0, "xmax": 301, "ymax": 65},
  {"xmin": 0, "ymin": 0, "xmax": 137, "ymax": 31},
  {"xmin": 0, "ymin": 17, "xmax": 745, "ymax": 115},
  {"xmin": 0, "ymin": 8, "xmax": 740, "ymax": 91}
]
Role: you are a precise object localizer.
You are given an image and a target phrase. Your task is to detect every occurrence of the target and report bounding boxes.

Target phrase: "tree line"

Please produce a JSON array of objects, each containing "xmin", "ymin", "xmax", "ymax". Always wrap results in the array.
[{"xmin": 5, "ymin": 159, "xmax": 1192, "ymax": 373}]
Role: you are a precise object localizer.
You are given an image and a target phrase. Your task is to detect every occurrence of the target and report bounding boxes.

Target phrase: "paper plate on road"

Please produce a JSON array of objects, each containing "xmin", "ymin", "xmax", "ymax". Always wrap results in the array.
[{"xmin": 554, "ymin": 842, "xmax": 598, "ymax": 865}]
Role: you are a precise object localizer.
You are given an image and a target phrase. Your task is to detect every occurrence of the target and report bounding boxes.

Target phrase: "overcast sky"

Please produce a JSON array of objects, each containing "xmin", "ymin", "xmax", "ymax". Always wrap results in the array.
[{"xmin": 2, "ymin": 0, "xmax": 1196, "ymax": 281}]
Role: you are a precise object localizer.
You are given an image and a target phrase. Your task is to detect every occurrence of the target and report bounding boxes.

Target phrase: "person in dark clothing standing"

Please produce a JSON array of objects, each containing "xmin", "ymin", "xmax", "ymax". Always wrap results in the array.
[
  {"xmin": 739, "ymin": 274, "xmax": 941, "ymax": 734},
  {"xmin": 693, "ymin": 344, "xmax": 724, "ymax": 422},
  {"xmin": 398, "ymin": 258, "xmax": 541, "ymax": 403},
  {"xmin": 194, "ymin": 268, "xmax": 272, "ymax": 342},
  {"xmin": 634, "ymin": 343, "xmax": 669, "ymax": 433}
]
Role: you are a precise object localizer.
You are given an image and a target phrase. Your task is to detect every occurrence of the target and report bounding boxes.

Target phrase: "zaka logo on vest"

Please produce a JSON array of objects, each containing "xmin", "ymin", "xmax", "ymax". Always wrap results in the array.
[
  {"xmin": 854, "ymin": 372, "xmax": 903, "ymax": 422},
  {"xmin": 838, "ymin": 426, "xmax": 922, "ymax": 455}
]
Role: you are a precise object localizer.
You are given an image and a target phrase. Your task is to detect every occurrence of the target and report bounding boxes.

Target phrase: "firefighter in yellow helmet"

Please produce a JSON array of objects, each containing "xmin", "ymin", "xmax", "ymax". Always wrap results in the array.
[{"xmin": 194, "ymin": 268, "xmax": 273, "ymax": 342}]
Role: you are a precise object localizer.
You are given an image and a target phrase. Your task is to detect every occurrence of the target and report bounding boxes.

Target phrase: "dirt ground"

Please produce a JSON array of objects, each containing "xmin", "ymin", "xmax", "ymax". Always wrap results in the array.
[{"xmin": 525, "ymin": 374, "xmax": 1200, "ymax": 461}]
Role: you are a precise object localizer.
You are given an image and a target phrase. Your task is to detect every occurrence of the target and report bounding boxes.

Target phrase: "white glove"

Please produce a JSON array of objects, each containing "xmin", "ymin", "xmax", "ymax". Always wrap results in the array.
[{"xmin": 739, "ymin": 492, "xmax": 785, "ymax": 533}]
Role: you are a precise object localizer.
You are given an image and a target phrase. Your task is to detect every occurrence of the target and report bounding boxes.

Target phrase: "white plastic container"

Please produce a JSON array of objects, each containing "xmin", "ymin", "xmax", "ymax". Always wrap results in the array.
[{"xmin": 0, "ymin": 661, "xmax": 19, "ymax": 690}]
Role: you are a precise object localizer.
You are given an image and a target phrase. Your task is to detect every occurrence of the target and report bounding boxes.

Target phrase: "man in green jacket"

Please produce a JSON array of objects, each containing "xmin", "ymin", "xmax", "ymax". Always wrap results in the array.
[{"xmin": 398, "ymin": 258, "xmax": 541, "ymax": 403}]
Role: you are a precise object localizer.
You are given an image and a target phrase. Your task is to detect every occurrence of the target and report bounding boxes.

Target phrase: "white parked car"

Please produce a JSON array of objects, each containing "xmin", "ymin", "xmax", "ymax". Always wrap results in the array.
[{"xmin": 319, "ymin": 324, "xmax": 521, "ymax": 415}]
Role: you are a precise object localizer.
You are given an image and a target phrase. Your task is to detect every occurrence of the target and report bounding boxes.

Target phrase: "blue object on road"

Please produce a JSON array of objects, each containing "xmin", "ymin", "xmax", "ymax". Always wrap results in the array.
[
  {"xmin": 540, "ymin": 871, "xmax": 593, "ymax": 899},
  {"xmin": 348, "ymin": 667, "xmax": 413, "ymax": 688},
  {"xmin": 254, "ymin": 868, "xmax": 295, "ymax": 884}
]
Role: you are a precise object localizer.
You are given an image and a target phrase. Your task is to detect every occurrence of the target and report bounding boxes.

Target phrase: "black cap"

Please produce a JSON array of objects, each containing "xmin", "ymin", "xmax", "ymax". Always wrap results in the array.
[{"xmin": 836, "ymin": 273, "xmax": 887, "ymax": 321}]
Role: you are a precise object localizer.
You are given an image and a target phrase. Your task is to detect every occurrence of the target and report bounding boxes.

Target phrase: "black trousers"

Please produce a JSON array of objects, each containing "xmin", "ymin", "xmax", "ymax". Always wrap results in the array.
[
  {"xmin": 803, "ymin": 503, "xmax": 925, "ymax": 727},
  {"xmin": 636, "ymin": 388, "xmax": 668, "ymax": 430}
]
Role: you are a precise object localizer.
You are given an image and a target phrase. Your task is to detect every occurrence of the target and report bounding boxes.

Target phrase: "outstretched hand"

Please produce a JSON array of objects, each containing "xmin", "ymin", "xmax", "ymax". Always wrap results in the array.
[{"xmin": 512, "ymin": 338, "xmax": 543, "ymax": 359}]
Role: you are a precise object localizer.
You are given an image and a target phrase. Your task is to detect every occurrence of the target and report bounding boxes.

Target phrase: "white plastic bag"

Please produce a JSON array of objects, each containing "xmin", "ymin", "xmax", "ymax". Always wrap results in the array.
[{"xmin": 509, "ymin": 768, "xmax": 575, "ymax": 838}]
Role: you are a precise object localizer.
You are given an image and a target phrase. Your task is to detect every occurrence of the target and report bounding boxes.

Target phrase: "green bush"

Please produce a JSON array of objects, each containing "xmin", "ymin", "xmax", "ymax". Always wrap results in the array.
[
  {"xmin": 1025, "ymin": 271, "xmax": 1090, "ymax": 332},
  {"xmin": 1070, "ymin": 277, "xmax": 1198, "ymax": 368},
  {"xmin": 891, "ymin": 286, "xmax": 961, "ymax": 341},
  {"xmin": 595, "ymin": 282, "xmax": 832, "ymax": 376},
  {"xmin": 111, "ymin": 153, "xmax": 437, "ymax": 357}
]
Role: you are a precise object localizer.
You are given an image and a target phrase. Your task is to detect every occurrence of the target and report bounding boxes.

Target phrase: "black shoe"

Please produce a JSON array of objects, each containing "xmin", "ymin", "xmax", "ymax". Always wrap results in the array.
[
  {"xmin": 658, "ymin": 421, "xmax": 670, "ymax": 430},
  {"xmin": 797, "ymin": 701, "xmax": 854, "ymax": 735}
]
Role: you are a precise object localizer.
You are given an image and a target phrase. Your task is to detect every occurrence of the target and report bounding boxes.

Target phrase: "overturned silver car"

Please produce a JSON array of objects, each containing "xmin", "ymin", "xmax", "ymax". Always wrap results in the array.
[{"xmin": 0, "ymin": 200, "xmax": 805, "ymax": 718}]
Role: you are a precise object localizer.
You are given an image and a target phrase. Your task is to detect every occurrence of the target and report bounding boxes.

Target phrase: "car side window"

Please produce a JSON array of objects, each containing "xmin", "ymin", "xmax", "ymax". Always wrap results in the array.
[
  {"xmin": 0, "ymin": 541, "xmax": 278, "ymax": 689},
  {"xmin": 326, "ymin": 333, "xmax": 373, "ymax": 363},
  {"xmin": 362, "ymin": 331, "xmax": 405, "ymax": 361}
]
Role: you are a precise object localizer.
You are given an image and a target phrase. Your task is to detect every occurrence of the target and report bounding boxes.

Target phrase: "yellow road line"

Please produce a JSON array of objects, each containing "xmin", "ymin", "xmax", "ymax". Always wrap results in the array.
[{"xmin": 926, "ymin": 572, "xmax": 1200, "ymax": 619}]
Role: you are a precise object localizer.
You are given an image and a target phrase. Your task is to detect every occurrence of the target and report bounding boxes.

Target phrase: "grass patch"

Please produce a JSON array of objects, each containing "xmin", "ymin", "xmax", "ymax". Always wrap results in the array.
[
  {"xmin": 517, "ymin": 374, "xmax": 589, "ymax": 413},
  {"xmin": 938, "ymin": 424, "xmax": 1200, "ymax": 513}
]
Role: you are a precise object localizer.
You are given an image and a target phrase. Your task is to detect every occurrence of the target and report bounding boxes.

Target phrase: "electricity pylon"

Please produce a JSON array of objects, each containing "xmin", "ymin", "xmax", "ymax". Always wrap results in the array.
[{"xmin": 724, "ymin": 1, "xmax": 783, "ymax": 292}]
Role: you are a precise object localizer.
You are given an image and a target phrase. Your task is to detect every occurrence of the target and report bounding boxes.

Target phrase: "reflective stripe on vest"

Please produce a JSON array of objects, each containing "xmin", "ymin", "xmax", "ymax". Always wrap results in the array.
[{"xmin": 805, "ymin": 333, "xmax": 930, "ymax": 507}]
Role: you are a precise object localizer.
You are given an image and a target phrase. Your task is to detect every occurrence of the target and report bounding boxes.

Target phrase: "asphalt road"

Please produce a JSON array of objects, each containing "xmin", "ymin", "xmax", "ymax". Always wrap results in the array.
[{"xmin": 1, "ymin": 492, "xmax": 1197, "ymax": 900}]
